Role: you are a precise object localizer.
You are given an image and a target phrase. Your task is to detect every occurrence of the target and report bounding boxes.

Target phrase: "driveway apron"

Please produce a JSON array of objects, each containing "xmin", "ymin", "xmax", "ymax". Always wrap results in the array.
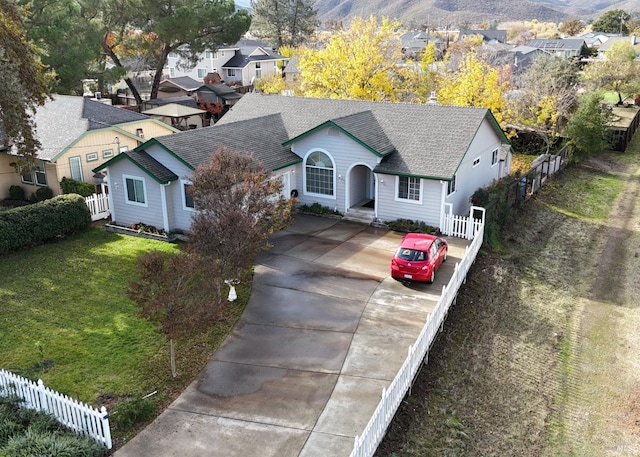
[{"xmin": 114, "ymin": 214, "xmax": 470, "ymax": 457}]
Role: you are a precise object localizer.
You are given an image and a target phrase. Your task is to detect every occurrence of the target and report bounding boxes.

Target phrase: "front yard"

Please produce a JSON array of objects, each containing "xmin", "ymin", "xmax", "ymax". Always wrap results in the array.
[{"xmin": 0, "ymin": 227, "xmax": 248, "ymax": 444}]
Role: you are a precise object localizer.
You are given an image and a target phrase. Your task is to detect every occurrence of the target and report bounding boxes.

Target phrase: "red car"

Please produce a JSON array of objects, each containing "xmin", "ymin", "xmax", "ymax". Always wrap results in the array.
[{"xmin": 390, "ymin": 233, "xmax": 448, "ymax": 283}]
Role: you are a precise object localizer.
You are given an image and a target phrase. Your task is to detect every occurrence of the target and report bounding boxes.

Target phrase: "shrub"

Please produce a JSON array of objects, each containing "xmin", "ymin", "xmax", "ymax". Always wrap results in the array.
[
  {"xmin": 59, "ymin": 177, "xmax": 96, "ymax": 198},
  {"xmin": 1, "ymin": 429, "xmax": 106, "ymax": 457},
  {"xmin": 386, "ymin": 219, "xmax": 438, "ymax": 234},
  {"xmin": 34, "ymin": 186, "xmax": 54, "ymax": 202},
  {"xmin": 298, "ymin": 202, "xmax": 342, "ymax": 216},
  {"xmin": 0, "ymin": 194, "xmax": 91, "ymax": 255},
  {"xmin": 111, "ymin": 397, "xmax": 157, "ymax": 430},
  {"xmin": 8, "ymin": 185, "xmax": 25, "ymax": 201}
]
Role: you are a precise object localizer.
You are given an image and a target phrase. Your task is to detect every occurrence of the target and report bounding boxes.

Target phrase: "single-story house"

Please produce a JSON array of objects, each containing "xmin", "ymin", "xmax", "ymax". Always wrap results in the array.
[
  {"xmin": 94, "ymin": 93, "xmax": 512, "ymax": 233},
  {"xmin": 526, "ymin": 38, "xmax": 588, "ymax": 58},
  {"xmin": 0, "ymin": 95, "xmax": 178, "ymax": 199}
]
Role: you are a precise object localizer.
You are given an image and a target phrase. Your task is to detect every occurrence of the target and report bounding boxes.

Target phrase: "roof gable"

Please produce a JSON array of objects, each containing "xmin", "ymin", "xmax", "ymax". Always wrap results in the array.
[
  {"xmin": 284, "ymin": 111, "xmax": 395, "ymax": 157},
  {"xmin": 93, "ymin": 150, "xmax": 178, "ymax": 184}
]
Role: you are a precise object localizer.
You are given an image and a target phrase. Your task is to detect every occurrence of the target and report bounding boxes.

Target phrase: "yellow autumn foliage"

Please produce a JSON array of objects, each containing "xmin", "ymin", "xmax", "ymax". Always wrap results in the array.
[
  {"xmin": 437, "ymin": 52, "xmax": 510, "ymax": 127},
  {"xmin": 297, "ymin": 16, "xmax": 405, "ymax": 101}
]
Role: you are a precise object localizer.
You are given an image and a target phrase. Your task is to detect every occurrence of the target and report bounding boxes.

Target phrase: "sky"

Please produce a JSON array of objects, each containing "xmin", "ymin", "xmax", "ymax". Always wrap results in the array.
[{"xmin": 235, "ymin": 0, "xmax": 251, "ymax": 8}]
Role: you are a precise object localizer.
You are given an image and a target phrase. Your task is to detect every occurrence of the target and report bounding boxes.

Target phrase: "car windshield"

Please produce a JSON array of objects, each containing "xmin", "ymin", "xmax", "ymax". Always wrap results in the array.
[{"xmin": 396, "ymin": 248, "xmax": 427, "ymax": 261}]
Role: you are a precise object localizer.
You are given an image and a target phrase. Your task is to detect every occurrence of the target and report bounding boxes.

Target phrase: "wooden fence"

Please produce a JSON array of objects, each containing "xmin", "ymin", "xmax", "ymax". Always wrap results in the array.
[
  {"xmin": 349, "ymin": 220, "xmax": 485, "ymax": 457},
  {"xmin": 85, "ymin": 193, "xmax": 110, "ymax": 221},
  {"xmin": 517, "ymin": 146, "xmax": 571, "ymax": 203},
  {"xmin": 0, "ymin": 369, "xmax": 112, "ymax": 449}
]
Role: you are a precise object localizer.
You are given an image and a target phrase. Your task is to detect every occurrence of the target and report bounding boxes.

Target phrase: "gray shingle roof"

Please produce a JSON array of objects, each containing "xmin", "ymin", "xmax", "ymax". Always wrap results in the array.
[
  {"xmin": 160, "ymin": 76, "xmax": 202, "ymax": 91},
  {"xmin": 83, "ymin": 98, "xmax": 149, "ymax": 130},
  {"xmin": 329, "ymin": 111, "xmax": 395, "ymax": 156},
  {"xmin": 125, "ymin": 150, "xmax": 178, "ymax": 183},
  {"xmin": 148, "ymin": 113, "xmax": 300, "ymax": 172},
  {"xmin": 217, "ymin": 94, "xmax": 501, "ymax": 180}
]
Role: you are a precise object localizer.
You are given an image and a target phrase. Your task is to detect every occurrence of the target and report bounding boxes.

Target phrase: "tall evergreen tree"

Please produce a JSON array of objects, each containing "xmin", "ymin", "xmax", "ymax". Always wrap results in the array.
[
  {"xmin": 250, "ymin": 0, "xmax": 318, "ymax": 48},
  {"xmin": 0, "ymin": 0, "xmax": 53, "ymax": 169},
  {"xmin": 20, "ymin": 0, "xmax": 103, "ymax": 95},
  {"xmin": 100, "ymin": 0, "xmax": 251, "ymax": 103}
]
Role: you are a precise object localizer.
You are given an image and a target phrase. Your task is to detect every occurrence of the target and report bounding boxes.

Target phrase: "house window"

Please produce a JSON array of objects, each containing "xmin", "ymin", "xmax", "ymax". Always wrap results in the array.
[
  {"xmin": 197, "ymin": 68, "xmax": 207, "ymax": 78},
  {"xmin": 305, "ymin": 151, "xmax": 334, "ymax": 196},
  {"xmin": 255, "ymin": 62, "xmax": 261, "ymax": 78},
  {"xmin": 181, "ymin": 181, "xmax": 195, "ymax": 210},
  {"xmin": 168, "ymin": 52, "xmax": 178, "ymax": 58},
  {"xmin": 213, "ymin": 51, "xmax": 219, "ymax": 58},
  {"xmin": 21, "ymin": 172, "xmax": 34, "ymax": 184},
  {"xmin": 136, "ymin": 128, "xmax": 144, "ymax": 139},
  {"xmin": 397, "ymin": 176, "xmax": 421, "ymax": 202},
  {"xmin": 69, "ymin": 156, "xmax": 83, "ymax": 181},
  {"xmin": 447, "ymin": 174, "xmax": 456, "ymax": 195},
  {"xmin": 491, "ymin": 148, "xmax": 499, "ymax": 165},
  {"xmin": 205, "ymin": 51, "xmax": 213, "ymax": 59},
  {"xmin": 35, "ymin": 169, "xmax": 47, "ymax": 186},
  {"xmin": 227, "ymin": 68, "xmax": 236, "ymax": 77},
  {"xmin": 102, "ymin": 149, "xmax": 114, "ymax": 159},
  {"xmin": 473, "ymin": 157, "xmax": 480, "ymax": 167},
  {"xmin": 169, "ymin": 67, "xmax": 176, "ymax": 78},
  {"xmin": 124, "ymin": 175, "xmax": 147, "ymax": 206},
  {"xmin": 86, "ymin": 152, "xmax": 98, "ymax": 162},
  {"xmin": 119, "ymin": 145, "xmax": 129, "ymax": 153}
]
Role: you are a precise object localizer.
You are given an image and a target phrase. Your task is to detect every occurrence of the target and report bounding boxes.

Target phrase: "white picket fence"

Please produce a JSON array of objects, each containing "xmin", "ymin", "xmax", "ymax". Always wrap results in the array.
[
  {"xmin": 0, "ymin": 369, "xmax": 112, "ymax": 449},
  {"xmin": 349, "ymin": 219, "xmax": 485, "ymax": 457},
  {"xmin": 442, "ymin": 205, "xmax": 485, "ymax": 240},
  {"xmin": 85, "ymin": 193, "xmax": 110, "ymax": 221}
]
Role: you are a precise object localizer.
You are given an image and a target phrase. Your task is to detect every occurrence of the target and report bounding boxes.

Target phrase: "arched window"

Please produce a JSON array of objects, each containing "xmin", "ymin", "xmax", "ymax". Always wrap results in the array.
[{"xmin": 305, "ymin": 151, "xmax": 334, "ymax": 196}]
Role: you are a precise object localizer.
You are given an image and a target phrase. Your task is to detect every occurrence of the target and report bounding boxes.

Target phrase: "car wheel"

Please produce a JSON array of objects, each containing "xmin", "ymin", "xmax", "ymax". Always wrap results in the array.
[
  {"xmin": 428, "ymin": 269, "xmax": 435, "ymax": 284},
  {"xmin": 443, "ymin": 248, "xmax": 448, "ymax": 262}
]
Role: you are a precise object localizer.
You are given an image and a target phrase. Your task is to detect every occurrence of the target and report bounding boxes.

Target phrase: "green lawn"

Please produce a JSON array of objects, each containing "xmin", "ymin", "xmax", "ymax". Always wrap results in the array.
[
  {"xmin": 1, "ymin": 228, "xmax": 180, "ymax": 403},
  {"xmin": 0, "ymin": 225, "xmax": 251, "ymax": 443}
]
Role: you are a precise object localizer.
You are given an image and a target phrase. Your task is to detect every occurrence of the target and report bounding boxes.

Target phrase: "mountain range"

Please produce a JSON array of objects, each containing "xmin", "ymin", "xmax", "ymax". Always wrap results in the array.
[{"xmin": 240, "ymin": 0, "xmax": 640, "ymax": 26}]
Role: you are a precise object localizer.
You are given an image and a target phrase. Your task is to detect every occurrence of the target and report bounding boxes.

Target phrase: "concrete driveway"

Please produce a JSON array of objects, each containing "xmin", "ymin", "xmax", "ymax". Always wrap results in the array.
[{"xmin": 114, "ymin": 214, "xmax": 470, "ymax": 457}]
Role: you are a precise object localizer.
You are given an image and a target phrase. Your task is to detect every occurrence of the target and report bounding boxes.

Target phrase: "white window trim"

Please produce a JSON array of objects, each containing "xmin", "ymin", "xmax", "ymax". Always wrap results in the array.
[
  {"xmin": 86, "ymin": 152, "xmax": 98, "ymax": 162},
  {"xmin": 491, "ymin": 148, "xmax": 499, "ymax": 166},
  {"xmin": 35, "ymin": 169, "xmax": 47, "ymax": 186},
  {"xmin": 447, "ymin": 174, "xmax": 456, "ymax": 196},
  {"xmin": 69, "ymin": 156, "xmax": 83, "ymax": 181},
  {"xmin": 197, "ymin": 68, "xmax": 207, "ymax": 78},
  {"xmin": 21, "ymin": 172, "xmax": 34, "ymax": 185},
  {"xmin": 472, "ymin": 157, "xmax": 481, "ymax": 167},
  {"xmin": 394, "ymin": 176, "xmax": 423, "ymax": 204},
  {"xmin": 123, "ymin": 174, "xmax": 148, "ymax": 208},
  {"xmin": 302, "ymin": 149, "xmax": 337, "ymax": 200},
  {"xmin": 102, "ymin": 149, "xmax": 114, "ymax": 158},
  {"xmin": 181, "ymin": 179, "xmax": 195, "ymax": 211}
]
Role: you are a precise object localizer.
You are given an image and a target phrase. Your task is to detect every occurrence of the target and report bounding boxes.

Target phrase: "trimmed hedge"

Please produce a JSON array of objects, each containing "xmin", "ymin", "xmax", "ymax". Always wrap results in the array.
[
  {"xmin": 60, "ymin": 177, "xmax": 96, "ymax": 198},
  {"xmin": 0, "ymin": 194, "xmax": 91, "ymax": 254}
]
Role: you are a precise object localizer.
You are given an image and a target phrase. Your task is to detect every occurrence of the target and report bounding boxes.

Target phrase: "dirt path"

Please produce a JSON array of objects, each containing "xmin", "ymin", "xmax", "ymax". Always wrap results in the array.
[
  {"xmin": 548, "ymin": 158, "xmax": 640, "ymax": 456},
  {"xmin": 375, "ymin": 152, "xmax": 640, "ymax": 456}
]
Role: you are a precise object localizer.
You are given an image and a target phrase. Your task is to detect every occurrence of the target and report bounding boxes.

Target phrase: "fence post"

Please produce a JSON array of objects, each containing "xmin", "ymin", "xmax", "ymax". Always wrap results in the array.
[{"xmin": 101, "ymin": 406, "xmax": 112, "ymax": 449}]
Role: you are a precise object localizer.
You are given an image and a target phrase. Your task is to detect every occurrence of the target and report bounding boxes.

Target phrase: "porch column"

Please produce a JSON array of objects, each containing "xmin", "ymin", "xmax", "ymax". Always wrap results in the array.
[
  {"xmin": 160, "ymin": 182, "xmax": 171, "ymax": 233},
  {"xmin": 439, "ymin": 180, "xmax": 447, "ymax": 231}
]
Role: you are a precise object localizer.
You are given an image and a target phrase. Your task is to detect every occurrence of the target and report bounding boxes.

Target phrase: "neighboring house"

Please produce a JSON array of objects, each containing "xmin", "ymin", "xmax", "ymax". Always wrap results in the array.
[
  {"xmin": 526, "ymin": 39, "xmax": 588, "ymax": 58},
  {"xmin": 489, "ymin": 45, "xmax": 549, "ymax": 74},
  {"xmin": 595, "ymin": 35, "xmax": 639, "ymax": 59},
  {"xmin": 94, "ymin": 93, "xmax": 512, "ymax": 233},
  {"xmin": 574, "ymin": 32, "xmax": 618, "ymax": 49},
  {"xmin": 166, "ymin": 39, "xmax": 288, "ymax": 86},
  {"xmin": 399, "ymin": 31, "xmax": 444, "ymax": 58},
  {"xmin": 0, "ymin": 95, "xmax": 178, "ymax": 200},
  {"xmin": 156, "ymin": 76, "xmax": 202, "ymax": 99},
  {"xmin": 283, "ymin": 54, "xmax": 300, "ymax": 82},
  {"xmin": 459, "ymin": 30, "xmax": 507, "ymax": 45}
]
